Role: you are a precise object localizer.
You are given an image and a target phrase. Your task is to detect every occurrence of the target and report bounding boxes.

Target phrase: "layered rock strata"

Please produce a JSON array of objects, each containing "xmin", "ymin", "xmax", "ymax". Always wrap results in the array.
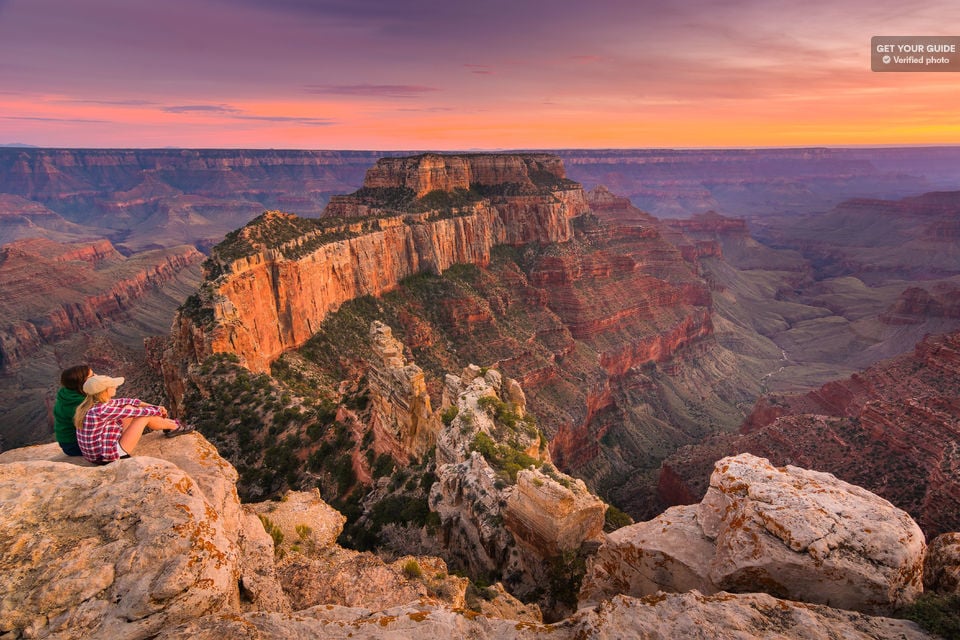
[
  {"xmin": 0, "ymin": 237, "xmax": 202, "ymax": 370},
  {"xmin": 661, "ymin": 330, "xmax": 960, "ymax": 538},
  {"xmin": 431, "ymin": 365, "xmax": 605, "ymax": 602},
  {"xmin": 335, "ymin": 153, "xmax": 575, "ymax": 200},
  {"xmin": 582, "ymin": 454, "xmax": 926, "ymax": 615},
  {"xmin": 165, "ymin": 154, "xmax": 589, "ymax": 390},
  {"xmin": 366, "ymin": 321, "xmax": 440, "ymax": 460}
]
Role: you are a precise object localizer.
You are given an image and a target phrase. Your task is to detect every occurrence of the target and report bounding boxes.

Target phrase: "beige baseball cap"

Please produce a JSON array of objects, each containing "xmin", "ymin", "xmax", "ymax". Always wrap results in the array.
[{"xmin": 82, "ymin": 375, "xmax": 125, "ymax": 395}]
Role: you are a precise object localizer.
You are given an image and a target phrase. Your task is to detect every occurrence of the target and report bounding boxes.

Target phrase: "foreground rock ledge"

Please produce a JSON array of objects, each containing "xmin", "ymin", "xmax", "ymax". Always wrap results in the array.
[
  {"xmin": 155, "ymin": 591, "xmax": 934, "ymax": 640},
  {"xmin": 581, "ymin": 453, "xmax": 926, "ymax": 614},
  {"xmin": 0, "ymin": 439, "xmax": 936, "ymax": 640}
]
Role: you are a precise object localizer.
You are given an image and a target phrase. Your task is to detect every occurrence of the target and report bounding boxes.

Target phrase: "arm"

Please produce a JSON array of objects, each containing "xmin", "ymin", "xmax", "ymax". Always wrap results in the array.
[
  {"xmin": 98, "ymin": 401, "xmax": 164, "ymax": 420},
  {"xmin": 113, "ymin": 398, "xmax": 168, "ymax": 417}
]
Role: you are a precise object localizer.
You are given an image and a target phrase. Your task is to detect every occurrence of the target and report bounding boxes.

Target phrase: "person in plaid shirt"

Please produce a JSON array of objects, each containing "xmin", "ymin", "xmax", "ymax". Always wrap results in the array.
[{"xmin": 74, "ymin": 374, "xmax": 194, "ymax": 464}]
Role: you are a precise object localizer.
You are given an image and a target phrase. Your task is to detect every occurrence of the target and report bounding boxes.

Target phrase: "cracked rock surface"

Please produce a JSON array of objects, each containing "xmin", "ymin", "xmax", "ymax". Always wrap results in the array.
[{"xmin": 581, "ymin": 453, "xmax": 925, "ymax": 614}]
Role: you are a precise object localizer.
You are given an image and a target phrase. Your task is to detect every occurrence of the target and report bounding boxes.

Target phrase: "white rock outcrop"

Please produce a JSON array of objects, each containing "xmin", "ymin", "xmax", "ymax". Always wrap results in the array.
[
  {"xmin": 924, "ymin": 532, "xmax": 960, "ymax": 595},
  {"xmin": 0, "ymin": 438, "xmax": 242, "ymax": 640},
  {"xmin": 430, "ymin": 365, "xmax": 605, "ymax": 608},
  {"xmin": 0, "ymin": 432, "xmax": 941, "ymax": 640},
  {"xmin": 581, "ymin": 453, "xmax": 926, "ymax": 614},
  {"xmin": 153, "ymin": 591, "xmax": 935, "ymax": 640}
]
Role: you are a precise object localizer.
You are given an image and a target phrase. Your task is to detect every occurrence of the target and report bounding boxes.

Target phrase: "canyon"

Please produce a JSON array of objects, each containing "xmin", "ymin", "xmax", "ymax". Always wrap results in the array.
[
  {"xmin": 659, "ymin": 328, "xmax": 960, "ymax": 539},
  {"xmin": 3, "ymin": 150, "xmax": 959, "ymax": 524},
  {"xmin": 2, "ymin": 147, "xmax": 960, "ymax": 637},
  {"xmin": 162, "ymin": 155, "xmax": 735, "ymax": 521}
]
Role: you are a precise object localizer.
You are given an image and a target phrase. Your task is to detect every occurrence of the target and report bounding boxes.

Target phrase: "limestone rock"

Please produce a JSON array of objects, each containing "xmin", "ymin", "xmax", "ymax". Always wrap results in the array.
[
  {"xmin": 275, "ymin": 550, "xmax": 467, "ymax": 612},
  {"xmin": 431, "ymin": 367, "xmax": 604, "ymax": 611},
  {"xmin": 236, "ymin": 508, "xmax": 290, "ymax": 613},
  {"xmin": 701, "ymin": 454, "xmax": 925, "ymax": 612},
  {"xmin": 579, "ymin": 505, "xmax": 718, "ymax": 606},
  {"xmin": 471, "ymin": 582, "xmax": 543, "ymax": 624},
  {"xmin": 924, "ymin": 532, "xmax": 960, "ymax": 594},
  {"xmin": 503, "ymin": 469, "xmax": 605, "ymax": 556},
  {"xmin": 582, "ymin": 453, "xmax": 926, "ymax": 615},
  {"xmin": 153, "ymin": 591, "xmax": 935, "ymax": 640},
  {"xmin": 367, "ymin": 321, "xmax": 440, "ymax": 460},
  {"xmin": 0, "ymin": 456, "xmax": 240, "ymax": 640},
  {"xmin": 248, "ymin": 488, "xmax": 347, "ymax": 555}
]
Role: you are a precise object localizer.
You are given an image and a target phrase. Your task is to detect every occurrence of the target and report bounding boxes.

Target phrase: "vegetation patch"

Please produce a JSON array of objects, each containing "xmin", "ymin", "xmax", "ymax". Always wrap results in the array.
[
  {"xmin": 258, "ymin": 515, "xmax": 285, "ymax": 556},
  {"xmin": 471, "ymin": 431, "xmax": 542, "ymax": 484},
  {"xmin": 603, "ymin": 505, "xmax": 633, "ymax": 532},
  {"xmin": 896, "ymin": 593, "xmax": 960, "ymax": 638}
]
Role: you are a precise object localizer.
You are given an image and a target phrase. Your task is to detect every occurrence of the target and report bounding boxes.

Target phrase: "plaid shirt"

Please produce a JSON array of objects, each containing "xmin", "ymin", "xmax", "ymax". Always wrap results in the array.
[{"xmin": 77, "ymin": 398, "xmax": 163, "ymax": 464}]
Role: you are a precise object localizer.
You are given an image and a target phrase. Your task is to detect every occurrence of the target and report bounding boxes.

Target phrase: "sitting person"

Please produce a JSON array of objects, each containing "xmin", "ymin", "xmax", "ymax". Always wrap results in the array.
[
  {"xmin": 74, "ymin": 374, "xmax": 194, "ymax": 464},
  {"xmin": 53, "ymin": 364, "xmax": 92, "ymax": 456}
]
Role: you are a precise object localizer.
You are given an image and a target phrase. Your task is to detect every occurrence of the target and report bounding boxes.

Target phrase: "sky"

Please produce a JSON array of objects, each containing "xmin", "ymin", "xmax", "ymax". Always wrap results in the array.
[{"xmin": 1, "ymin": 0, "xmax": 959, "ymax": 149}]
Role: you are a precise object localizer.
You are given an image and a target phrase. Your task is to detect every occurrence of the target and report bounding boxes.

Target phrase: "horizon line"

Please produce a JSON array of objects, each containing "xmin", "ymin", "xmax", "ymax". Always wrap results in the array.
[{"xmin": 4, "ymin": 143, "xmax": 960, "ymax": 153}]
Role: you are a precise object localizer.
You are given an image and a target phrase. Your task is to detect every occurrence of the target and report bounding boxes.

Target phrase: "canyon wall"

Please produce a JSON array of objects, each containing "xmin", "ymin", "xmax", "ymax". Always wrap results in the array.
[
  {"xmin": 360, "ymin": 153, "xmax": 571, "ymax": 198},
  {"xmin": 660, "ymin": 329, "xmax": 960, "ymax": 538},
  {"xmin": 0, "ymin": 237, "xmax": 202, "ymax": 370},
  {"xmin": 165, "ymin": 154, "xmax": 589, "ymax": 388}
]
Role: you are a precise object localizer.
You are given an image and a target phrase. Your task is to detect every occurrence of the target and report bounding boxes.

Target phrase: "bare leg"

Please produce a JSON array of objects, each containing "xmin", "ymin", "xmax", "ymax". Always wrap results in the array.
[{"xmin": 119, "ymin": 416, "xmax": 179, "ymax": 454}]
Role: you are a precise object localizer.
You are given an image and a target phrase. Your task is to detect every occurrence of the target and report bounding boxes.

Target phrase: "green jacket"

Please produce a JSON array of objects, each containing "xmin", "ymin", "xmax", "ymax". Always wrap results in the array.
[{"xmin": 53, "ymin": 387, "xmax": 84, "ymax": 445}]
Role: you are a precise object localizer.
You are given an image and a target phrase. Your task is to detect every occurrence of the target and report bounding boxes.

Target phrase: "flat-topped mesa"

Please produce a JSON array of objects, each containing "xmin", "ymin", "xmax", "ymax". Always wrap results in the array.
[
  {"xmin": 162, "ymin": 155, "xmax": 589, "ymax": 405},
  {"xmin": 339, "ymin": 153, "xmax": 574, "ymax": 200},
  {"xmin": 323, "ymin": 153, "xmax": 588, "ymax": 226}
]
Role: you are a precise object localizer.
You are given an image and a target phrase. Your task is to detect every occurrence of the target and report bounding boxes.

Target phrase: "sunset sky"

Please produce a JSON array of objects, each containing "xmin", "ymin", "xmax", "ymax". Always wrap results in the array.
[{"xmin": 1, "ymin": 0, "xmax": 959, "ymax": 149}]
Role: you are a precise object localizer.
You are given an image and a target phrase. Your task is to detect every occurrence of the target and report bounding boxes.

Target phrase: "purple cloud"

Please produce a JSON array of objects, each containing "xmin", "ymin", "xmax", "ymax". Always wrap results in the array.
[
  {"xmin": 2, "ymin": 115, "xmax": 111, "ymax": 124},
  {"xmin": 163, "ymin": 104, "xmax": 241, "ymax": 114},
  {"xmin": 59, "ymin": 98, "xmax": 157, "ymax": 106},
  {"xmin": 464, "ymin": 64, "xmax": 494, "ymax": 75},
  {"xmin": 304, "ymin": 84, "xmax": 438, "ymax": 98},
  {"xmin": 234, "ymin": 115, "xmax": 336, "ymax": 126}
]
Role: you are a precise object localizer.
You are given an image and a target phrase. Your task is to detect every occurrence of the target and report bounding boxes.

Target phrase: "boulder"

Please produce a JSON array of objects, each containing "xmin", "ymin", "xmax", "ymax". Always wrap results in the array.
[
  {"xmin": 923, "ymin": 532, "xmax": 960, "ymax": 594},
  {"xmin": 579, "ymin": 504, "xmax": 718, "ymax": 606},
  {"xmin": 0, "ymin": 454, "xmax": 240, "ymax": 639},
  {"xmin": 582, "ymin": 453, "xmax": 926, "ymax": 614},
  {"xmin": 274, "ymin": 550, "xmax": 468, "ymax": 612},
  {"xmin": 247, "ymin": 488, "xmax": 347, "ymax": 555}
]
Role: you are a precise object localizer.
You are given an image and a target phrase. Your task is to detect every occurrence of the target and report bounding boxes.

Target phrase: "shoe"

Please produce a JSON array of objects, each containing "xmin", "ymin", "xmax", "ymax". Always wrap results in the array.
[{"xmin": 164, "ymin": 422, "xmax": 196, "ymax": 438}]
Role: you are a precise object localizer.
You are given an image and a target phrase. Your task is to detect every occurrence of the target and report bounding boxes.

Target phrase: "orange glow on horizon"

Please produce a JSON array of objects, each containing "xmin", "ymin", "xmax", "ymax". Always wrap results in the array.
[{"xmin": 3, "ymin": 68, "xmax": 960, "ymax": 150}]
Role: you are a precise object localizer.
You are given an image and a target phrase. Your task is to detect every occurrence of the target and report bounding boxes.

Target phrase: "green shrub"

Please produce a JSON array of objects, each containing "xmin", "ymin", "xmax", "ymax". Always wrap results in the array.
[
  {"xmin": 440, "ymin": 405, "xmax": 459, "ymax": 425},
  {"xmin": 295, "ymin": 524, "xmax": 313, "ymax": 539},
  {"xmin": 470, "ymin": 431, "xmax": 542, "ymax": 484},
  {"xmin": 373, "ymin": 453, "xmax": 395, "ymax": 478},
  {"xmin": 897, "ymin": 593, "xmax": 960, "ymax": 638},
  {"xmin": 604, "ymin": 505, "xmax": 633, "ymax": 532},
  {"xmin": 402, "ymin": 559, "xmax": 423, "ymax": 579},
  {"xmin": 258, "ymin": 515, "xmax": 285, "ymax": 556}
]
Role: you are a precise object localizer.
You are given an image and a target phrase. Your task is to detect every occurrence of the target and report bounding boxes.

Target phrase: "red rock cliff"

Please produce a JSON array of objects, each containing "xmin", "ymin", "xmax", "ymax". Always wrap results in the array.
[
  {"xmin": 358, "ymin": 153, "xmax": 572, "ymax": 198},
  {"xmin": 165, "ymin": 155, "xmax": 590, "ymax": 400},
  {"xmin": 660, "ymin": 329, "xmax": 960, "ymax": 538},
  {"xmin": 0, "ymin": 238, "xmax": 202, "ymax": 370}
]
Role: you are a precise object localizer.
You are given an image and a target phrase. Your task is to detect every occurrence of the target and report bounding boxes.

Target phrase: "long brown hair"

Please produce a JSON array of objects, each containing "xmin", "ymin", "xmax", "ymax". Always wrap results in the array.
[
  {"xmin": 60, "ymin": 365, "xmax": 92, "ymax": 393},
  {"xmin": 74, "ymin": 389, "xmax": 111, "ymax": 429}
]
